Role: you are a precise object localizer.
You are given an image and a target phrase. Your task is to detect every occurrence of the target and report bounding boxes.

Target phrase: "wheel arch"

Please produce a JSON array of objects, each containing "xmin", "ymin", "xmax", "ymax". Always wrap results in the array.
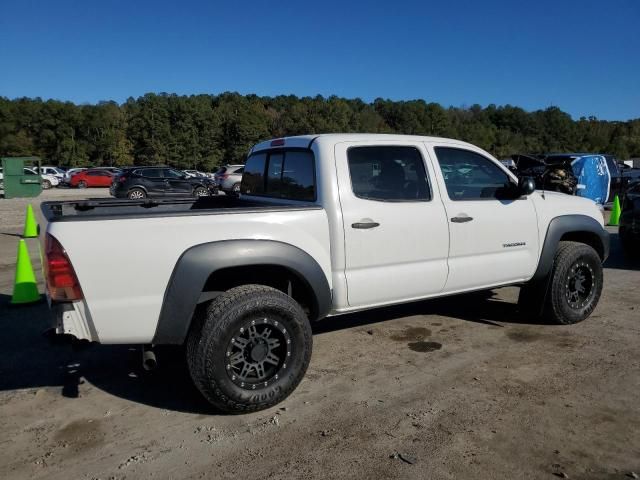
[
  {"xmin": 128, "ymin": 185, "xmax": 148, "ymax": 194},
  {"xmin": 153, "ymin": 239, "xmax": 332, "ymax": 344},
  {"xmin": 531, "ymin": 214, "xmax": 610, "ymax": 282}
]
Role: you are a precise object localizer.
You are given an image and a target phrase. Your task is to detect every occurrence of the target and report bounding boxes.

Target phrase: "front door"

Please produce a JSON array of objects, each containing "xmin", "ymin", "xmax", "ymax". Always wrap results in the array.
[
  {"xmin": 429, "ymin": 144, "xmax": 539, "ymax": 292},
  {"xmin": 336, "ymin": 142, "xmax": 450, "ymax": 308},
  {"xmin": 163, "ymin": 168, "xmax": 194, "ymax": 196}
]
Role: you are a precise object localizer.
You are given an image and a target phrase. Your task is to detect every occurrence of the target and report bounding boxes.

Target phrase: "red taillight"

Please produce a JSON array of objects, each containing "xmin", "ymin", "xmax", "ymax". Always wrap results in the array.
[
  {"xmin": 45, "ymin": 233, "xmax": 83, "ymax": 301},
  {"xmin": 270, "ymin": 138, "xmax": 285, "ymax": 146},
  {"xmin": 118, "ymin": 176, "xmax": 127, "ymax": 182},
  {"xmin": 220, "ymin": 174, "xmax": 229, "ymax": 180}
]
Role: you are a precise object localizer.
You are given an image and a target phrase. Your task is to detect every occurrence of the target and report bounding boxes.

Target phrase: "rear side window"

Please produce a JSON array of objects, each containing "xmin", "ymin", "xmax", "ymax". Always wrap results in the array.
[
  {"xmin": 347, "ymin": 146, "xmax": 431, "ymax": 201},
  {"xmin": 241, "ymin": 150, "xmax": 315, "ymax": 201},
  {"xmin": 138, "ymin": 169, "xmax": 163, "ymax": 178}
]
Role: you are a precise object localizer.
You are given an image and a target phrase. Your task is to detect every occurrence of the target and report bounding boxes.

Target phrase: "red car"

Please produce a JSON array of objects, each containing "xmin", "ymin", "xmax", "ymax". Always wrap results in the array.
[{"xmin": 70, "ymin": 169, "xmax": 114, "ymax": 188}]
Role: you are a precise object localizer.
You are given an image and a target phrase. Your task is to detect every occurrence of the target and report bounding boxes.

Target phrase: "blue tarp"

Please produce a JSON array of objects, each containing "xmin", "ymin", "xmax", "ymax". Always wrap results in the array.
[{"xmin": 571, "ymin": 155, "xmax": 611, "ymax": 205}]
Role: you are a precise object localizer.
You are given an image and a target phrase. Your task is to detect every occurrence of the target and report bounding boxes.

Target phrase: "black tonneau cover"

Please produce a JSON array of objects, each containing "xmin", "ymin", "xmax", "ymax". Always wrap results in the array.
[{"xmin": 41, "ymin": 195, "xmax": 321, "ymax": 222}]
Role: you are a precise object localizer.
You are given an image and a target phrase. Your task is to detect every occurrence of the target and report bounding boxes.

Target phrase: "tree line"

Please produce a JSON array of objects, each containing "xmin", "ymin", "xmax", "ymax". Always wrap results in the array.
[{"xmin": 1, "ymin": 92, "xmax": 638, "ymax": 171}]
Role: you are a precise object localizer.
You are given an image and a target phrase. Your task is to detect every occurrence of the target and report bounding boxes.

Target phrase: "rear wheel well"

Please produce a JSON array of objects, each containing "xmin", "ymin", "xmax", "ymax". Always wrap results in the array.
[
  {"xmin": 559, "ymin": 231, "xmax": 605, "ymax": 260},
  {"xmin": 201, "ymin": 265, "xmax": 317, "ymax": 319}
]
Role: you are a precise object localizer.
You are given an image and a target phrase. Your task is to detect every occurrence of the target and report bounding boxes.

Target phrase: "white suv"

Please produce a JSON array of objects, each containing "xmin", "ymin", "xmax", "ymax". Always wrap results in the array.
[{"xmin": 214, "ymin": 165, "xmax": 244, "ymax": 195}]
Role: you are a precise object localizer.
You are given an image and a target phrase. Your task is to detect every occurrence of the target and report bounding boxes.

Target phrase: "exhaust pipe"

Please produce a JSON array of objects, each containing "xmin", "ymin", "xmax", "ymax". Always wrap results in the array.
[{"xmin": 142, "ymin": 347, "xmax": 157, "ymax": 371}]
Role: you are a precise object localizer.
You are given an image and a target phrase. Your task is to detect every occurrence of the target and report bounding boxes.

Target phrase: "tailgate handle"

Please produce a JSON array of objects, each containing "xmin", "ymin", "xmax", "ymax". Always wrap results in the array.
[{"xmin": 352, "ymin": 221, "xmax": 380, "ymax": 229}]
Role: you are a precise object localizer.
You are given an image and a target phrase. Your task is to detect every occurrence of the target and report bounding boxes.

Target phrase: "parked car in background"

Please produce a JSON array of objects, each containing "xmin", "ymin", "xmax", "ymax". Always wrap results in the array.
[
  {"xmin": 1, "ymin": 167, "xmax": 58, "ymax": 189},
  {"xmin": 620, "ymin": 163, "xmax": 640, "ymax": 189},
  {"xmin": 26, "ymin": 167, "xmax": 59, "ymax": 189},
  {"xmin": 62, "ymin": 168, "xmax": 87, "ymax": 185},
  {"xmin": 41, "ymin": 166, "xmax": 66, "ymax": 180},
  {"xmin": 70, "ymin": 169, "xmax": 114, "ymax": 188},
  {"xmin": 602, "ymin": 155, "xmax": 623, "ymax": 202},
  {"xmin": 111, "ymin": 166, "xmax": 219, "ymax": 199},
  {"xmin": 214, "ymin": 164, "xmax": 244, "ymax": 195},
  {"xmin": 184, "ymin": 169, "xmax": 208, "ymax": 178},
  {"xmin": 513, "ymin": 154, "xmax": 578, "ymax": 195},
  {"xmin": 619, "ymin": 182, "xmax": 640, "ymax": 257}
]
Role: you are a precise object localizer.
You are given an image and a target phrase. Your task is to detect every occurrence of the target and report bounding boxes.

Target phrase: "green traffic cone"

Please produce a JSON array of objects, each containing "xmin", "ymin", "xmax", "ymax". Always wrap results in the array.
[
  {"xmin": 10, "ymin": 239, "xmax": 40, "ymax": 305},
  {"xmin": 23, "ymin": 204, "xmax": 39, "ymax": 238},
  {"xmin": 609, "ymin": 195, "xmax": 621, "ymax": 226}
]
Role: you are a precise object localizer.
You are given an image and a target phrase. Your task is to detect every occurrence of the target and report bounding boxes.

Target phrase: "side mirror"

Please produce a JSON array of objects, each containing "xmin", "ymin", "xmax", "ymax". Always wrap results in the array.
[{"xmin": 518, "ymin": 176, "xmax": 536, "ymax": 196}]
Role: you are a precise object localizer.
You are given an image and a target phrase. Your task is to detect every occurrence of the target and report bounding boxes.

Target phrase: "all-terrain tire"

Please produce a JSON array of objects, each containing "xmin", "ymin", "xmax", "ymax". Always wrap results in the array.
[
  {"xmin": 186, "ymin": 285, "xmax": 312, "ymax": 413},
  {"xmin": 543, "ymin": 241, "xmax": 603, "ymax": 324}
]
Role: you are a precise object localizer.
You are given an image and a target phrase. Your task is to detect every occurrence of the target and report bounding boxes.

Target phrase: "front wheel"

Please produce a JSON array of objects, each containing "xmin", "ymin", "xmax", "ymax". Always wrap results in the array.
[
  {"xmin": 193, "ymin": 186, "xmax": 209, "ymax": 197},
  {"xmin": 186, "ymin": 285, "xmax": 312, "ymax": 413},
  {"xmin": 544, "ymin": 241, "xmax": 603, "ymax": 324},
  {"xmin": 128, "ymin": 188, "xmax": 146, "ymax": 199},
  {"xmin": 77, "ymin": 180, "xmax": 87, "ymax": 189}
]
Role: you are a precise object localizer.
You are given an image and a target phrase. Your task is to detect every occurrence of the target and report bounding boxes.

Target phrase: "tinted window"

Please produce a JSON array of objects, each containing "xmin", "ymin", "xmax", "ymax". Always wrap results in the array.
[
  {"xmin": 347, "ymin": 146, "xmax": 430, "ymax": 201},
  {"xmin": 163, "ymin": 169, "xmax": 184, "ymax": 179},
  {"xmin": 241, "ymin": 153, "xmax": 267, "ymax": 195},
  {"xmin": 434, "ymin": 147, "xmax": 513, "ymax": 200},
  {"xmin": 266, "ymin": 154, "xmax": 284, "ymax": 194},
  {"xmin": 233, "ymin": 167, "xmax": 244, "ymax": 174},
  {"xmin": 139, "ymin": 169, "xmax": 163, "ymax": 178},
  {"xmin": 241, "ymin": 150, "xmax": 315, "ymax": 201}
]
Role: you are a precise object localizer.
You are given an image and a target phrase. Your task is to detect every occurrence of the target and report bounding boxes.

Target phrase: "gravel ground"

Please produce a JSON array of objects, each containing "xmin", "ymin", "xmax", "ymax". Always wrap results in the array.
[{"xmin": 0, "ymin": 188, "xmax": 639, "ymax": 480}]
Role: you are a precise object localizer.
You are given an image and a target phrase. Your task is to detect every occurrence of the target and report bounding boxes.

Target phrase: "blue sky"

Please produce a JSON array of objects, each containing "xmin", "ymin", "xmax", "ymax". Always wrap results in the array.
[{"xmin": 1, "ymin": 0, "xmax": 638, "ymax": 120}]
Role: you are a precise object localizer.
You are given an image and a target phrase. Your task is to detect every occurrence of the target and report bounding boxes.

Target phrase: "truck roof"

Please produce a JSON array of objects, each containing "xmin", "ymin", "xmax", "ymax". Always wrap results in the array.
[{"xmin": 250, "ymin": 133, "xmax": 478, "ymax": 153}]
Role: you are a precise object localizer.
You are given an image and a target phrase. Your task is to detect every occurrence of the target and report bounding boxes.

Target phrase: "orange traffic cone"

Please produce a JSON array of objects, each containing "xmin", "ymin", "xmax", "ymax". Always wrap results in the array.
[{"xmin": 10, "ymin": 239, "xmax": 41, "ymax": 305}]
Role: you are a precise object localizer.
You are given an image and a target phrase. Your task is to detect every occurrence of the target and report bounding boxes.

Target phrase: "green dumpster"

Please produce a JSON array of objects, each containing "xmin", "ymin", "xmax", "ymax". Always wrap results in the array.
[{"xmin": 1, "ymin": 157, "xmax": 43, "ymax": 199}]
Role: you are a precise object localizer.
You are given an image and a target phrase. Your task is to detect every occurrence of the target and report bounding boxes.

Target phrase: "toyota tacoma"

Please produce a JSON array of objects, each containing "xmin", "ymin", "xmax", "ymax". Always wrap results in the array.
[{"xmin": 41, "ymin": 134, "xmax": 609, "ymax": 413}]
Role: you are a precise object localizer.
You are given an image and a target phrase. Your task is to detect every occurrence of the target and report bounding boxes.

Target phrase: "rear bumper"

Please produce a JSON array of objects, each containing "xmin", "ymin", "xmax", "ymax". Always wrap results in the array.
[{"xmin": 50, "ymin": 300, "xmax": 97, "ymax": 342}]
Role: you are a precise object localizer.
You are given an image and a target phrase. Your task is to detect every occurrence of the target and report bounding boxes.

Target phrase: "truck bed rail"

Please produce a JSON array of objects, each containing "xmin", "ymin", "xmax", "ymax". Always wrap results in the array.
[{"xmin": 41, "ymin": 195, "xmax": 321, "ymax": 222}]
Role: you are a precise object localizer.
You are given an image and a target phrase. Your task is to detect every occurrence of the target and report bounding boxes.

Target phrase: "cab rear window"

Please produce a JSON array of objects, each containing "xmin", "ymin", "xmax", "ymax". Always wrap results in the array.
[{"xmin": 241, "ymin": 150, "xmax": 316, "ymax": 201}]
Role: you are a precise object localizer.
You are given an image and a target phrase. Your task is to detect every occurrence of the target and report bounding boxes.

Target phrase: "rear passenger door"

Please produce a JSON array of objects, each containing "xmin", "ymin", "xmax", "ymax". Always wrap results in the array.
[
  {"xmin": 138, "ymin": 168, "xmax": 166, "ymax": 196},
  {"xmin": 429, "ymin": 144, "xmax": 539, "ymax": 291},
  {"xmin": 335, "ymin": 142, "xmax": 450, "ymax": 308}
]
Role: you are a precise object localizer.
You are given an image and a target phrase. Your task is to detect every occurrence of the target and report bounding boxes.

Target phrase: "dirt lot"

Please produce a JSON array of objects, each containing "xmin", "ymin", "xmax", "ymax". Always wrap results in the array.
[{"xmin": 0, "ymin": 188, "xmax": 639, "ymax": 480}]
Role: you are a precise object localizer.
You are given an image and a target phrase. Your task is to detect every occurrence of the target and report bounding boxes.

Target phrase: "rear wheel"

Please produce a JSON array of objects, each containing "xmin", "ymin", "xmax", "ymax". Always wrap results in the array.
[
  {"xmin": 128, "ymin": 188, "xmax": 146, "ymax": 199},
  {"xmin": 186, "ymin": 285, "xmax": 312, "ymax": 413},
  {"xmin": 231, "ymin": 183, "xmax": 241, "ymax": 196},
  {"xmin": 42, "ymin": 179, "xmax": 52, "ymax": 189},
  {"xmin": 76, "ymin": 180, "xmax": 87, "ymax": 189},
  {"xmin": 544, "ymin": 241, "xmax": 603, "ymax": 324}
]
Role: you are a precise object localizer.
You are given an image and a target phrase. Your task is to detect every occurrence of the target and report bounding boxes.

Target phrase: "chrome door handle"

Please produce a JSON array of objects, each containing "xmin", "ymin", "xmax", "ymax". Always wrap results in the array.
[
  {"xmin": 451, "ymin": 216, "xmax": 473, "ymax": 223},
  {"xmin": 352, "ymin": 222, "xmax": 380, "ymax": 229}
]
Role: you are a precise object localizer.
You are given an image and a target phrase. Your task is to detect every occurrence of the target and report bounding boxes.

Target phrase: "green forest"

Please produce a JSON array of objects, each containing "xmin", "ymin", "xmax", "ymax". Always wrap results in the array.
[{"xmin": 1, "ymin": 92, "xmax": 639, "ymax": 171}]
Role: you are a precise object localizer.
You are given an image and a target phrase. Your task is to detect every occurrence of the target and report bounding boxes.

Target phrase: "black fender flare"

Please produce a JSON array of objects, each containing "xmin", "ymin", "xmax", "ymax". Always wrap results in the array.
[
  {"xmin": 153, "ymin": 239, "xmax": 332, "ymax": 344},
  {"xmin": 531, "ymin": 214, "xmax": 610, "ymax": 283}
]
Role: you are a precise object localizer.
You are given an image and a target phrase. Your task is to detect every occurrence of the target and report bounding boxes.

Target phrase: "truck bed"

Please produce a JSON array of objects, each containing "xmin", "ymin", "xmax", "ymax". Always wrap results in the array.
[{"xmin": 41, "ymin": 195, "xmax": 321, "ymax": 222}]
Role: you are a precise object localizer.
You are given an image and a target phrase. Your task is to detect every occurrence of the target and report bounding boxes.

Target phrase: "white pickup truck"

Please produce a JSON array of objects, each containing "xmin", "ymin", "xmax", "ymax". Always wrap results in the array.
[{"xmin": 42, "ymin": 134, "xmax": 609, "ymax": 413}]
